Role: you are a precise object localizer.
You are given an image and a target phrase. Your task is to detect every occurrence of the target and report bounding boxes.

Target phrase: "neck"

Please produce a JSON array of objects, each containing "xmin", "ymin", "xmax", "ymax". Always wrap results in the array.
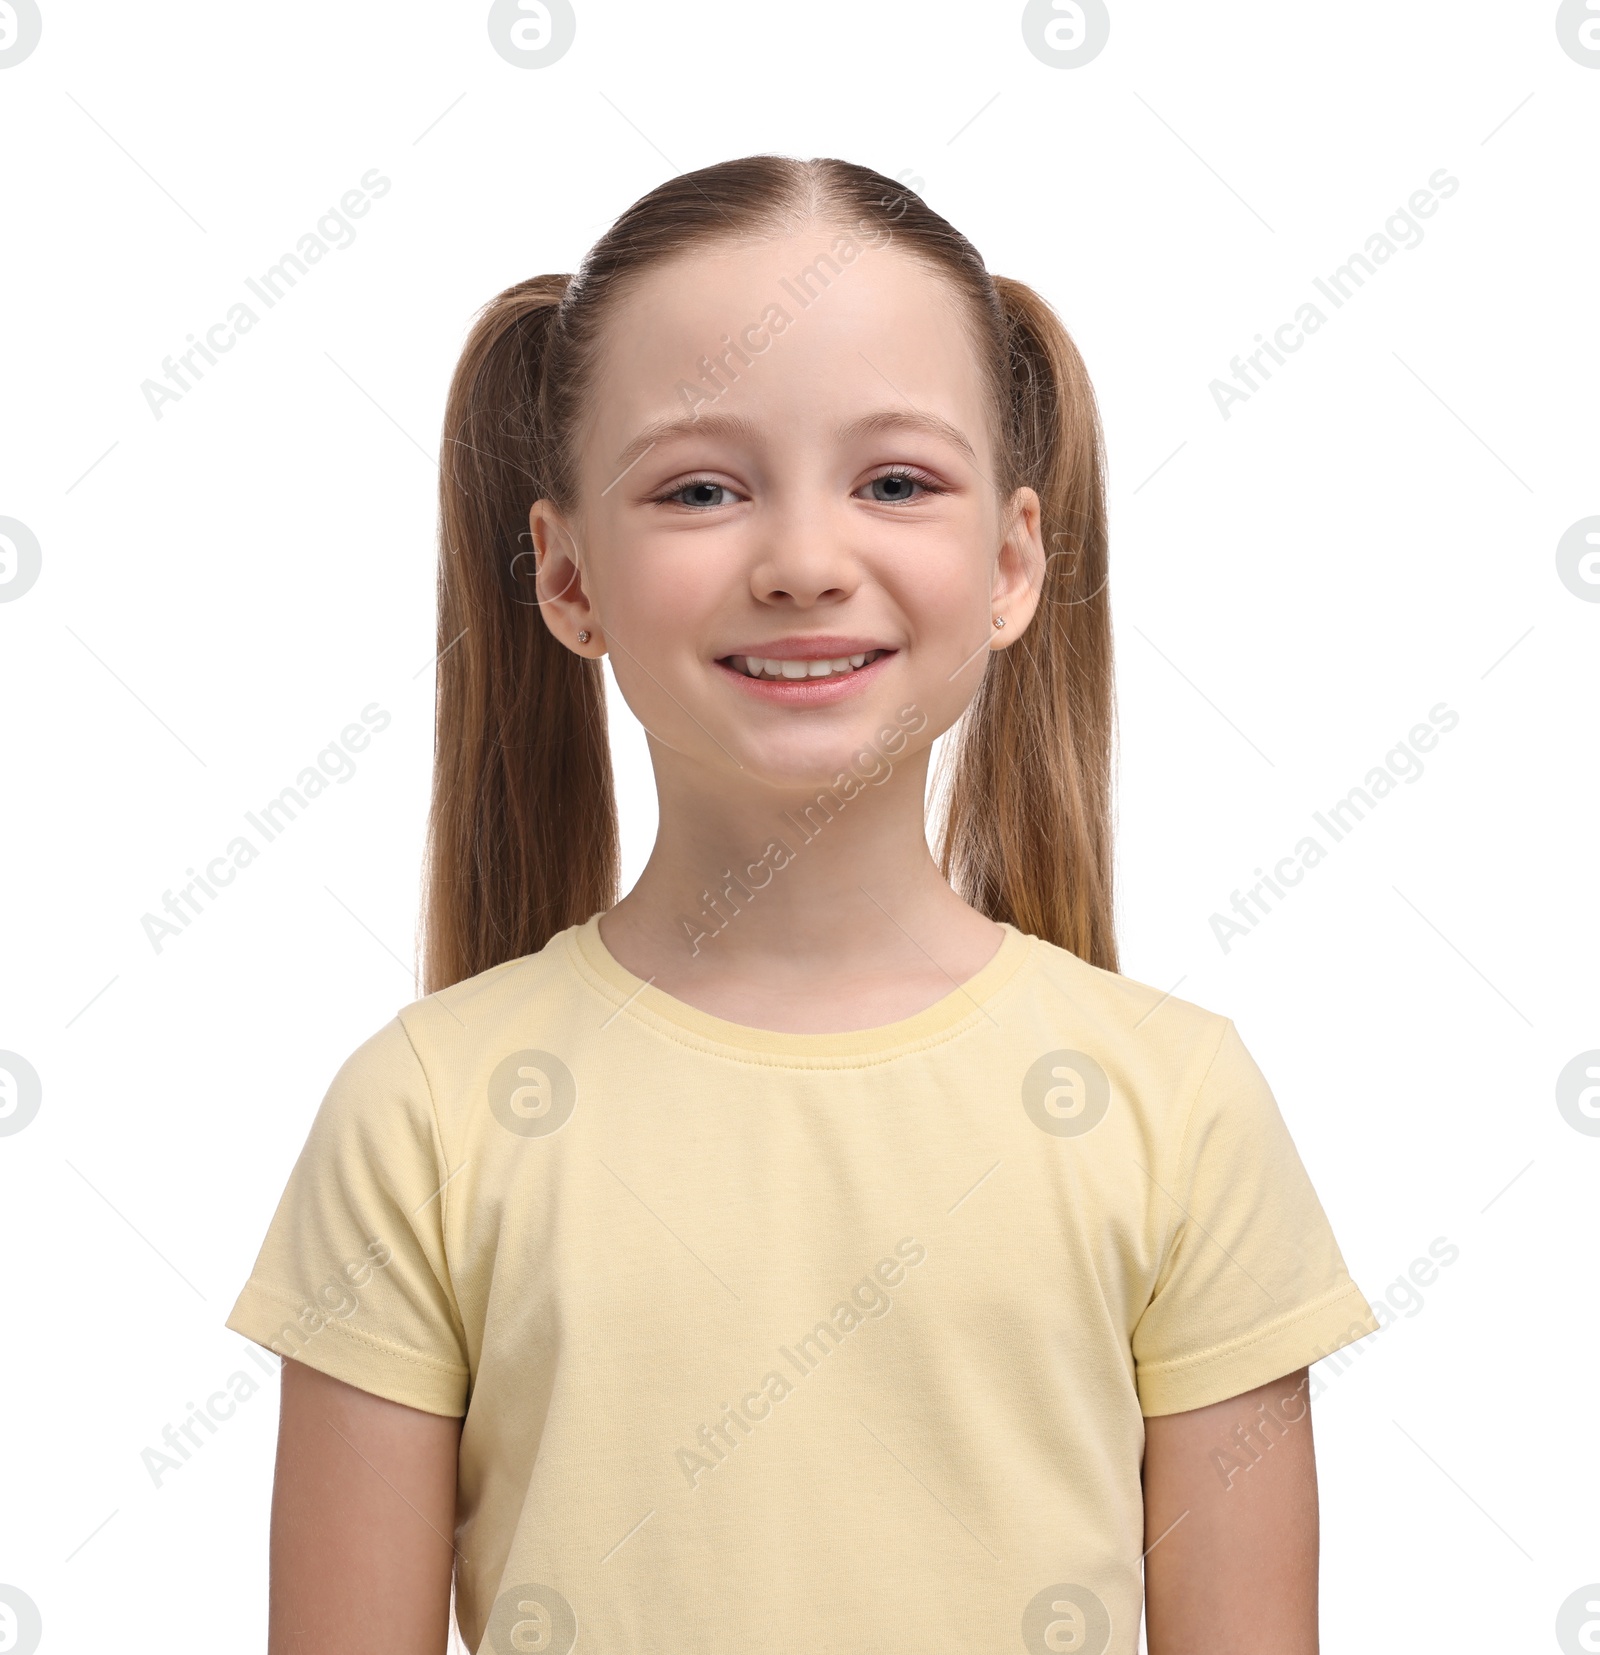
[{"xmin": 600, "ymin": 741, "xmax": 996, "ymax": 996}]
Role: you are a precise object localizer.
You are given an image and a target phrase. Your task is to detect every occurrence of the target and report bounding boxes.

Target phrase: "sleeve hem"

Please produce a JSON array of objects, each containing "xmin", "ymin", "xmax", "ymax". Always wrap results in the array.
[
  {"xmin": 225, "ymin": 1280, "xmax": 470, "ymax": 1418},
  {"xmin": 1136, "ymin": 1279, "xmax": 1380, "ymax": 1417}
]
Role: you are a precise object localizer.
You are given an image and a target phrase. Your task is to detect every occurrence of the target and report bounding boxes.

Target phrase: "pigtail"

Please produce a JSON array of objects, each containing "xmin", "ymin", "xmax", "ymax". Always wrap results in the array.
[
  {"xmin": 933, "ymin": 276, "xmax": 1118, "ymax": 972},
  {"xmin": 421, "ymin": 274, "xmax": 621, "ymax": 994}
]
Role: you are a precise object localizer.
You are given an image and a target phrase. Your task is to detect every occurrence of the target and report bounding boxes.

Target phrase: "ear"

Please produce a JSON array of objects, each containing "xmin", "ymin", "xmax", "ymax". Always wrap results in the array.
[
  {"xmin": 528, "ymin": 499, "xmax": 603, "ymax": 655},
  {"xmin": 990, "ymin": 485, "xmax": 1046, "ymax": 648}
]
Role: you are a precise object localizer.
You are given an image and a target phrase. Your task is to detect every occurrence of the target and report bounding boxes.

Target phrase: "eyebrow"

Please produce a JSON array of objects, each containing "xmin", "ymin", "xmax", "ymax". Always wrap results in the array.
[{"xmin": 607, "ymin": 405, "xmax": 978, "ymax": 485}]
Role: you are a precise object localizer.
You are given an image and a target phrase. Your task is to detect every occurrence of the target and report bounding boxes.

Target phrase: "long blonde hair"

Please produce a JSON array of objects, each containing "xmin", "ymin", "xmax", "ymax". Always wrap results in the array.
[{"xmin": 423, "ymin": 155, "xmax": 1115, "ymax": 993}]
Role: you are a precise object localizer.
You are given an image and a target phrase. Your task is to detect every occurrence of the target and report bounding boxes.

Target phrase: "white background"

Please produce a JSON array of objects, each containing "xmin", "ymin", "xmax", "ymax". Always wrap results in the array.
[{"xmin": 1, "ymin": 2, "xmax": 1596, "ymax": 1650}]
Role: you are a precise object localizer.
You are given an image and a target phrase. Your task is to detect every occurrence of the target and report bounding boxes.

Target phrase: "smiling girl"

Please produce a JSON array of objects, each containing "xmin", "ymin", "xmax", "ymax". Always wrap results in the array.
[{"xmin": 228, "ymin": 155, "xmax": 1378, "ymax": 1654}]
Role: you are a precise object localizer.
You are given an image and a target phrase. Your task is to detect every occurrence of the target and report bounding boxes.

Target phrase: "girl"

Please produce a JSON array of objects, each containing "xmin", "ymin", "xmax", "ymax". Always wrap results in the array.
[{"xmin": 228, "ymin": 155, "xmax": 1378, "ymax": 1654}]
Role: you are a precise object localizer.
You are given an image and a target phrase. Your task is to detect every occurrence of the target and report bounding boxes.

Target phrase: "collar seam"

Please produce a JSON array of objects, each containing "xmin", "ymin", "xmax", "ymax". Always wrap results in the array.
[{"xmin": 561, "ymin": 923, "xmax": 1037, "ymax": 1070}]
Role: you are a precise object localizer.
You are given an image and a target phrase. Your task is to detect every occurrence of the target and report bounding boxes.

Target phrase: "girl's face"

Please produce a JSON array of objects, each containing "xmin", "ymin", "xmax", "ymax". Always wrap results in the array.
[{"xmin": 530, "ymin": 225, "xmax": 1045, "ymax": 795}]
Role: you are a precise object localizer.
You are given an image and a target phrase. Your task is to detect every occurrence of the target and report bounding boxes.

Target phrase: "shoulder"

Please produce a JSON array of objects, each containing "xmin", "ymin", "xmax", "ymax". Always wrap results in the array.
[
  {"xmin": 1011, "ymin": 929, "xmax": 1236, "ymax": 1105},
  {"xmin": 299, "ymin": 927, "xmax": 591, "ymax": 1159},
  {"xmin": 1020, "ymin": 930, "xmax": 1229, "ymax": 1048},
  {"xmin": 371, "ymin": 921, "xmax": 596, "ymax": 1101}
]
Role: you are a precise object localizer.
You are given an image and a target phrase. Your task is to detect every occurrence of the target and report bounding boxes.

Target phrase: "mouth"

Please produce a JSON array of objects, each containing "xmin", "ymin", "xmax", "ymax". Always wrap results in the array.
[
  {"xmin": 712, "ymin": 647, "xmax": 897, "ymax": 702},
  {"xmin": 723, "ymin": 648, "xmax": 890, "ymax": 681}
]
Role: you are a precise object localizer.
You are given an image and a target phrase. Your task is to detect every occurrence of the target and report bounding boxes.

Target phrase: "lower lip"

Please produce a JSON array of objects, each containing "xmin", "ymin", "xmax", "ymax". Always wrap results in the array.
[{"xmin": 714, "ymin": 651, "xmax": 895, "ymax": 704}]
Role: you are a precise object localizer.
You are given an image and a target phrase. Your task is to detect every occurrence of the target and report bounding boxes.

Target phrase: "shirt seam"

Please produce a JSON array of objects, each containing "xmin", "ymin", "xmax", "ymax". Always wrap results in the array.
[
  {"xmin": 234, "ymin": 1279, "xmax": 472, "ymax": 1377},
  {"xmin": 1147, "ymin": 1015, "xmax": 1236, "ymax": 1296},
  {"xmin": 392, "ymin": 1010, "xmax": 471, "ymax": 1353},
  {"xmin": 1135, "ymin": 1277, "xmax": 1368, "ymax": 1379},
  {"xmin": 561, "ymin": 925, "xmax": 1039, "ymax": 1071}
]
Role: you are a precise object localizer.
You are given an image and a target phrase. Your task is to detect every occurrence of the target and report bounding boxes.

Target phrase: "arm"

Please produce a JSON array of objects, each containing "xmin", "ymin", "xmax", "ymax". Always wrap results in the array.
[
  {"xmin": 1141, "ymin": 1367, "xmax": 1319, "ymax": 1655},
  {"xmin": 269, "ymin": 1357, "xmax": 462, "ymax": 1654}
]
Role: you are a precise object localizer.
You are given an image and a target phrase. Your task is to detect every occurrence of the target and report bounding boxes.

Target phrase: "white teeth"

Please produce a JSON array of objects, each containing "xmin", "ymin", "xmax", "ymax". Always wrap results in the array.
[{"xmin": 737, "ymin": 650, "xmax": 882, "ymax": 680}]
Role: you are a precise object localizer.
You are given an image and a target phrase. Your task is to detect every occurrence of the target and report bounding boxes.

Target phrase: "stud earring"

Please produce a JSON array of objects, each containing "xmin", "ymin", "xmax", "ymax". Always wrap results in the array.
[
  {"xmin": 993, "ymin": 616, "xmax": 1006, "ymax": 629},
  {"xmin": 577, "ymin": 630, "xmax": 591, "ymax": 644}
]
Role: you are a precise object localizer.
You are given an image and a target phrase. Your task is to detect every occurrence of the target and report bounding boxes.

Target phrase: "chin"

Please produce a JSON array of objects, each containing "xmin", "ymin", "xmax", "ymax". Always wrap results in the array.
[{"xmin": 728, "ymin": 726, "xmax": 911, "ymax": 802}]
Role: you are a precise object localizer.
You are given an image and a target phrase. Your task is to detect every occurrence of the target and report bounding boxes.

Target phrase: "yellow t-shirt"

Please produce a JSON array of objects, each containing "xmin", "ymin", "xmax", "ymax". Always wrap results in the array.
[{"xmin": 227, "ymin": 913, "xmax": 1377, "ymax": 1654}]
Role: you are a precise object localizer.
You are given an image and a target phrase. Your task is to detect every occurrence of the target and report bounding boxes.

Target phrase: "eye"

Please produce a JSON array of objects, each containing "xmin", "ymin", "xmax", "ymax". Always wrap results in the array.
[
  {"xmin": 657, "ymin": 477, "xmax": 740, "ymax": 510},
  {"xmin": 860, "ymin": 466, "xmax": 942, "ymax": 505}
]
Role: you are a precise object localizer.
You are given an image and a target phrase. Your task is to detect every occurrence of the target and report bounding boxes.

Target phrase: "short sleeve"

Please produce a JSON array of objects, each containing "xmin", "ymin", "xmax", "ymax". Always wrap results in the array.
[
  {"xmin": 225, "ymin": 1017, "xmax": 471, "ymax": 1416},
  {"xmin": 1132, "ymin": 1019, "xmax": 1378, "ymax": 1415}
]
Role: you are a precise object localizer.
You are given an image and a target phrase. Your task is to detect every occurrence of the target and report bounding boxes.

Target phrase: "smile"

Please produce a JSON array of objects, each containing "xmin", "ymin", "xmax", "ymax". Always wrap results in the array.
[
  {"xmin": 712, "ymin": 647, "xmax": 896, "ymax": 703},
  {"xmin": 728, "ymin": 649, "xmax": 887, "ymax": 681}
]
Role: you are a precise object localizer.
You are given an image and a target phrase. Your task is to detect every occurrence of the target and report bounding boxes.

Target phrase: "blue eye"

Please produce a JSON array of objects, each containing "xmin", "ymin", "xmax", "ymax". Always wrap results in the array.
[
  {"xmin": 663, "ymin": 479, "xmax": 733, "ymax": 509},
  {"xmin": 863, "ymin": 469, "xmax": 937, "ymax": 504}
]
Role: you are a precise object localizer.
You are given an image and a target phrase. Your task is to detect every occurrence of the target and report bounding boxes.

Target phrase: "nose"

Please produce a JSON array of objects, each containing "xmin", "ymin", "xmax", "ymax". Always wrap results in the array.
[{"xmin": 748, "ymin": 493, "xmax": 862, "ymax": 610}]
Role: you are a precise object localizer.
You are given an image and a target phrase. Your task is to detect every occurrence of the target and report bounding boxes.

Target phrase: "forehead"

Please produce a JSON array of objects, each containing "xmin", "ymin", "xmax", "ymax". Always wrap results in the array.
[{"xmin": 579, "ymin": 229, "xmax": 995, "ymax": 467}]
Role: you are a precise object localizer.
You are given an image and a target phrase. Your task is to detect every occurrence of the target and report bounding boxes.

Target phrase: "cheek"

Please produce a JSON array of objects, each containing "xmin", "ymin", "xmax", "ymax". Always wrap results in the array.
[
  {"xmin": 584, "ymin": 519, "xmax": 734, "ymax": 730},
  {"xmin": 585, "ymin": 487, "xmax": 693, "ymax": 605},
  {"xmin": 877, "ymin": 516, "xmax": 993, "ymax": 628},
  {"xmin": 596, "ymin": 528, "xmax": 728, "ymax": 641},
  {"xmin": 881, "ymin": 519, "xmax": 1004, "ymax": 723}
]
